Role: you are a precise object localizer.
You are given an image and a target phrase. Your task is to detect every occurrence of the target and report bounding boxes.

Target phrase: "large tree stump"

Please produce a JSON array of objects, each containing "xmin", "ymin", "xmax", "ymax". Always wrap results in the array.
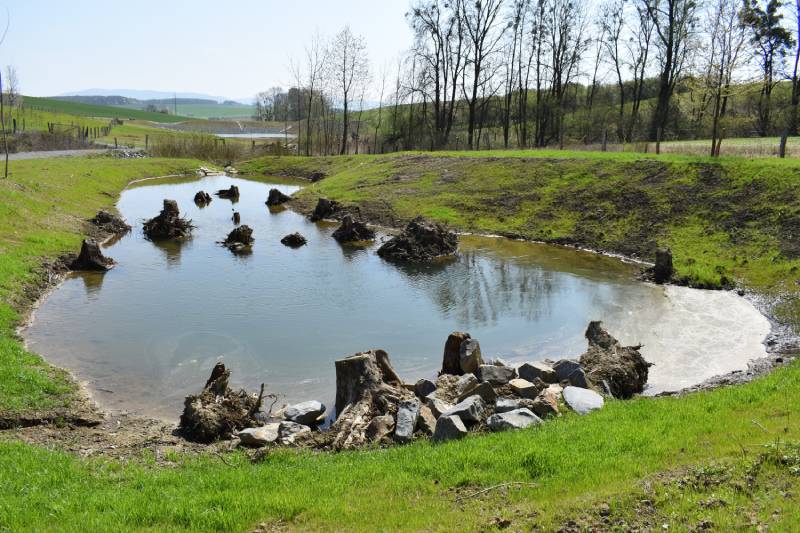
[
  {"xmin": 330, "ymin": 349, "xmax": 412, "ymax": 449},
  {"xmin": 70, "ymin": 239, "xmax": 115, "ymax": 271},
  {"xmin": 441, "ymin": 332, "xmax": 471, "ymax": 375}
]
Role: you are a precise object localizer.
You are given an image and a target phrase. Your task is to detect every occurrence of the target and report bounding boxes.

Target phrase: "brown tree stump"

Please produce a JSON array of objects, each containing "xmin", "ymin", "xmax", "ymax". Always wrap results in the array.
[{"xmin": 70, "ymin": 239, "xmax": 115, "ymax": 271}]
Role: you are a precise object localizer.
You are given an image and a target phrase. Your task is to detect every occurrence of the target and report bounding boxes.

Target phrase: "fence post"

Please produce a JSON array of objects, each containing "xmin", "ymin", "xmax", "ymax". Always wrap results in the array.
[
  {"xmin": 601, "ymin": 128, "xmax": 608, "ymax": 152},
  {"xmin": 114, "ymin": 137, "xmax": 118, "ymax": 148},
  {"xmin": 715, "ymin": 129, "xmax": 725, "ymax": 157},
  {"xmin": 145, "ymin": 135, "xmax": 149, "ymax": 150},
  {"xmin": 779, "ymin": 130, "xmax": 788, "ymax": 158},
  {"xmin": 655, "ymin": 128, "xmax": 662, "ymax": 155}
]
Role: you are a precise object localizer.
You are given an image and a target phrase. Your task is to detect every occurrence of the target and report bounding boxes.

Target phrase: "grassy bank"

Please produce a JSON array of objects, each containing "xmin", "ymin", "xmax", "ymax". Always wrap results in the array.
[
  {"xmin": 0, "ymin": 156, "xmax": 205, "ymax": 415},
  {"xmin": 243, "ymin": 150, "xmax": 800, "ymax": 327},
  {"xmin": 0, "ymin": 151, "xmax": 799, "ymax": 531}
]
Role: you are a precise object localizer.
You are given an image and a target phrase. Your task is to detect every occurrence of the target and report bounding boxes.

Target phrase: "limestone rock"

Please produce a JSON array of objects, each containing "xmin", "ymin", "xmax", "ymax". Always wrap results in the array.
[
  {"xmin": 278, "ymin": 421, "xmax": 312, "ymax": 444},
  {"xmin": 553, "ymin": 359, "xmax": 589, "ymax": 387},
  {"xmin": 417, "ymin": 405, "xmax": 437, "ymax": 435},
  {"xmin": 414, "ymin": 378, "xmax": 437, "ymax": 399},
  {"xmin": 332, "ymin": 215, "xmax": 375, "ymax": 243},
  {"xmin": 432, "ymin": 415, "xmax": 468, "ymax": 442},
  {"xmin": 531, "ymin": 388, "xmax": 559, "ymax": 418},
  {"xmin": 365, "ymin": 414, "xmax": 395, "ymax": 442},
  {"xmin": 486, "ymin": 408, "xmax": 542, "ymax": 432},
  {"xmin": 376, "ymin": 216, "xmax": 458, "ymax": 263},
  {"xmin": 476, "ymin": 364, "xmax": 516, "ymax": 386},
  {"xmin": 454, "ymin": 374, "xmax": 479, "ymax": 396},
  {"xmin": 441, "ymin": 332, "xmax": 471, "ymax": 375},
  {"xmin": 283, "ymin": 400, "xmax": 326, "ymax": 426},
  {"xmin": 509, "ymin": 378, "xmax": 546, "ymax": 400},
  {"xmin": 237, "ymin": 423, "xmax": 280, "ymax": 447},
  {"xmin": 394, "ymin": 400, "xmax": 420, "ymax": 443},
  {"xmin": 459, "ymin": 339, "xmax": 484, "ymax": 374},
  {"xmin": 517, "ymin": 362, "xmax": 557, "ymax": 384},
  {"xmin": 563, "ymin": 386, "xmax": 604, "ymax": 415},
  {"xmin": 441, "ymin": 395, "xmax": 486, "ymax": 424},
  {"xmin": 425, "ymin": 395, "xmax": 453, "ymax": 418},
  {"xmin": 495, "ymin": 397, "xmax": 524, "ymax": 414},
  {"xmin": 457, "ymin": 381, "xmax": 497, "ymax": 404}
]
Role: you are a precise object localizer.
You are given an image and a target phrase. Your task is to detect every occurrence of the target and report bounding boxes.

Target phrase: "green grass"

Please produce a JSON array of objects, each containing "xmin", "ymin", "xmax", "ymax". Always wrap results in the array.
[
  {"xmin": 0, "ymin": 156, "xmax": 206, "ymax": 414},
  {"xmin": 25, "ymin": 96, "xmax": 192, "ymax": 123}
]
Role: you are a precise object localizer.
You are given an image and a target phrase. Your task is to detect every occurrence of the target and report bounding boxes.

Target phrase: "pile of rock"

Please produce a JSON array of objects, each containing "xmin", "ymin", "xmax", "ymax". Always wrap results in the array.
[
  {"xmin": 332, "ymin": 215, "xmax": 375, "ymax": 243},
  {"xmin": 377, "ymin": 217, "xmax": 458, "ymax": 262},
  {"xmin": 143, "ymin": 200, "xmax": 193, "ymax": 240},
  {"xmin": 266, "ymin": 188, "xmax": 291, "ymax": 207},
  {"xmin": 222, "ymin": 225, "xmax": 254, "ymax": 254},
  {"xmin": 90, "ymin": 210, "xmax": 131, "ymax": 235}
]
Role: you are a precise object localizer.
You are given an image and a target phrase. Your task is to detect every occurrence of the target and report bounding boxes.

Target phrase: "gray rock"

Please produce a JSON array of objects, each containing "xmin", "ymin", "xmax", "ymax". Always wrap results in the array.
[
  {"xmin": 553, "ymin": 359, "xmax": 582, "ymax": 381},
  {"xmin": 476, "ymin": 364, "xmax": 517, "ymax": 386},
  {"xmin": 509, "ymin": 378, "xmax": 545, "ymax": 399},
  {"xmin": 283, "ymin": 400, "xmax": 326, "ymax": 426},
  {"xmin": 414, "ymin": 378, "xmax": 437, "ymax": 399},
  {"xmin": 518, "ymin": 362, "xmax": 557, "ymax": 384},
  {"xmin": 531, "ymin": 389, "xmax": 559, "ymax": 418},
  {"xmin": 459, "ymin": 339, "xmax": 484, "ymax": 374},
  {"xmin": 237, "ymin": 423, "xmax": 280, "ymax": 447},
  {"xmin": 486, "ymin": 408, "xmax": 542, "ymax": 432},
  {"xmin": 455, "ymin": 373, "xmax": 479, "ymax": 396},
  {"xmin": 425, "ymin": 394, "xmax": 453, "ymax": 418},
  {"xmin": 457, "ymin": 381, "xmax": 497, "ymax": 404},
  {"xmin": 365, "ymin": 414, "xmax": 395, "ymax": 442},
  {"xmin": 278, "ymin": 421, "xmax": 312, "ymax": 444},
  {"xmin": 441, "ymin": 394, "xmax": 486, "ymax": 424},
  {"xmin": 394, "ymin": 400, "xmax": 420, "ymax": 443},
  {"xmin": 563, "ymin": 386, "xmax": 604, "ymax": 415},
  {"xmin": 495, "ymin": 397, "xmax": 524, "ymax": 414},
  {"xmin": 432, "ymin": 415, "xmax": 468, "ymax": 442},
  {"xmin": 566, "ymin": 366, "xmax": 589, "ymax": 388},
  {"xmin": 417, "ymin": 405, "xmax": 437, "ymax": 435}
]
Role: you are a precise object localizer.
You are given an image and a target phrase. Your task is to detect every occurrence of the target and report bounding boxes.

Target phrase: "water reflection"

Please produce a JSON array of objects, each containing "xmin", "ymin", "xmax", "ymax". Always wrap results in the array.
[{"xmin": 149, "ymin": 237, "xmax": 187, "ymax": 267}]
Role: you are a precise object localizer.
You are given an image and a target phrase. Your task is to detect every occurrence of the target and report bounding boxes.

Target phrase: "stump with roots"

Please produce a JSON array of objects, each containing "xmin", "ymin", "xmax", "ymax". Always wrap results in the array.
[
  {"xmin": 266, "ymin": 188, "xmax": 291, "ymax": 206},
  {"xmin": 143, "ymin": 200, "xmax": 193, "ymax": 240},
  {"xmin": 216, "ymin": 185, "xmax": 240, "ymax": 199},
  {"xmin": 329, "ymin": 349, "xmax": 412, "ymax": 449},
  {"xmin": 179, "ymin": 362, "xmax": 269, "ymax": 443},
  {"xmin": 70, "ymin": 239, "xmax": 115, "ymax": 271},
  {"xmin": 194, "ymin": 191, "xmax": 212, "ymax": 206},
  {"xmin": 579, "ymin": 321, "xmax": 651, "ymax": 399}
]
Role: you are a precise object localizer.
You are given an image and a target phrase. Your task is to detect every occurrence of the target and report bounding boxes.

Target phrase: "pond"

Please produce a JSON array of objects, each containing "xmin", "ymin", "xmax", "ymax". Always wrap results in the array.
[{"xmin": 24, "ymin": 175, "xmax": 771, "ymax": 420}]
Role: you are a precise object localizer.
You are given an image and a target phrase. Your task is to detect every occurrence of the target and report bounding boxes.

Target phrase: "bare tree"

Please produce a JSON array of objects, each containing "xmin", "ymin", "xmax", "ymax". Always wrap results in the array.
[
  {"xmin": 600, "ymin": 0, "xmax": 627, "ymax": 141},
  {"xmin": 327, "ymin": 26, "xmax": 369, "ymax": 155},
  {"xmin": 301, "ymin": 32, "xmax": 325, "ymax": 155},
  {"xmin": 791, "ymin": 0, "xmax": 800, "ymax": 134},
  {"xmin": 5, "ymin": 65, "xmax": 18, "ymax": 107}
]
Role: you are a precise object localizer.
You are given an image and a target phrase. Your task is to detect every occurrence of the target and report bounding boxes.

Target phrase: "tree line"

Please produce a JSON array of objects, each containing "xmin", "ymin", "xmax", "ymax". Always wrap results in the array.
[{"xmin": 256, "ymin": 0, "xmax": 800, "ymax": 156}]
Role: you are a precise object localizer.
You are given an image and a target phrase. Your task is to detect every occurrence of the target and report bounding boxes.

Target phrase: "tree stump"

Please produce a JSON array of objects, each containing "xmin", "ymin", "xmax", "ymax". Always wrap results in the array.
[
  {"xmin": 441, "ymin": 332, "xmax": 471, "ymax": 375},
  {"xmin": 70, "ymin": 239, "xmax": 115, "ymax": 271}
]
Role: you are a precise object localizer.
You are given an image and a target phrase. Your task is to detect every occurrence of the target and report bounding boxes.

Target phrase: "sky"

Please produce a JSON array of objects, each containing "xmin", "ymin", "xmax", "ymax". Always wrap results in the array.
[{"xmin": 2, "ymin": 0, "xmax": 413, "ymax": 100}]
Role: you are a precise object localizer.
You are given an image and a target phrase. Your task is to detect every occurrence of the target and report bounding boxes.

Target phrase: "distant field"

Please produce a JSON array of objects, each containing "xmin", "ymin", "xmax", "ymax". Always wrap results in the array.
[
  {"xmin": 116, "ymin": 103, "xmax": 256, "ymax": 120},
  {"xmin": 24, "ymin": 96, "xmax": 191, "ymax": 123}
]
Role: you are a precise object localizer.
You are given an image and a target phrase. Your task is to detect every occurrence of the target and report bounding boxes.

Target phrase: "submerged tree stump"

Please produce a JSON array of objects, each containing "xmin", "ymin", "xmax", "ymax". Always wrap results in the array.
[
  {"xmin": 143, "ymin": 200, "xmax": 193, "ymax": 240},
  {"xmin": 330, "ymin": 349, "xmax": 411, "ymax": 449}
]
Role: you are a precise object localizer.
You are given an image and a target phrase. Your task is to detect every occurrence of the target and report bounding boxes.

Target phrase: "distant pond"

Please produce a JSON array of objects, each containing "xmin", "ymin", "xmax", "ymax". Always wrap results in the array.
[{"xmin": 24, "ymin": 175, "xmax": 771, "ymax": 420}]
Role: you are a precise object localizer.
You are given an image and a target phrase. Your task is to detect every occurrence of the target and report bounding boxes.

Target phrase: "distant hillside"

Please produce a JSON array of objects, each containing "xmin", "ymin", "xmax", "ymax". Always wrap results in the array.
[
  {"xmin": 54, "ymin": 95, "xmax": 218, "ymax": 106},
  {"xmin": 24, "ymin": 96, "xmax": 192, "ymax": 123}
]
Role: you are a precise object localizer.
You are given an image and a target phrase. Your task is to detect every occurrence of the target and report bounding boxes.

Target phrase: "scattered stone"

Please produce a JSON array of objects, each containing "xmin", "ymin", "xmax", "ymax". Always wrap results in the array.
[
  {"xmin": 457, "ymin": 381, "xmax": 497, "ymax": 404},
  {"xmin": 224, "ymin": 165, "xmax": 238, "ymax": 174},
  {"xmin": 495, "ymin": 397, "xmax": 524, "ymax": 414},
  {"xmin": 459, "ymin": 339, "xmax": 484, "ymax": 374},
  {"xmin": 552, "ymin": 359, "xmax": 589, "ymax": 387},
  {"xmin": 309, "ymin": 198, "xmax": 340, "ymax": 222},
  {"xmin": 179, "ymin": 363, "xmax": 266, "ymax": 443},
  {"xmin": 237, "ymin": 423, "xmax": 280, "ymax": 447},
  {"xmin": 417, "ymin": 406, "xmax": 437, "ymax": 435},
  {"xmin": 454, "ymin": 374, "xmax": 479, "ymax": 396},
  {"xmin": 579, "ymin": 321, "xmax": 651, "ymax": 399},
  {"xmin": 90, "ymin": 210, "xmax": 130, "ymax": 234},
  {"xmin": 441, "ymin": 395, "xmax": 486, "ymax": 424},
  {"xmin": 509, "ymin": 378, "xmax": 546, "ymax": 400},
  {"xmin": 280, "ymin": 232, "xmax": 307, "ymax": 247},
  {"xmin": 432, "ymin": 415, "xmax": 468, "ymax": 442},
  {"xmin": 197, "ymin": 166, "xmax": 220, "ymax": 176},
  {"xmin": 216, "ymin": 185, "xmax": 240, "ymax": 199},
  {"xmin": 278, "ymin": 421, "xmax": 311, "ymax": 444},
  {"xmin": 143, "ymin": 200, "xmax": 193, "ymax": 240},
  {"xmin": 563, "ymin": 386, "xmax": 604, "ymax": 415},
  {"xmin": 531, "ymin": 388, "xmax": 559, "ymax": 418},
  {"xmin": 332, "ymin": 215, "xmax": 375, "ymax": 243},
  {"xmin": 70, "ymin": 239, "xmax": 115, "ymax": 271},
  {"xmin": 487, "ymin": 408, "xmax": 542, "ymax": 432},
  {"xmin": 441, "ymin": 332, "xmax": 471, "ymax": 375},
  {"xmin": 193, "ymin": 191, "xmax": 212, "ymax": 206},
  {"xmin": 222, "ymin": 225, "xmax": 254, "ymax": 254},
  {"xmin": 394, "ymin": 400, "xmax": 420, "ymax": 443},
  {"xmin": 476, "ymin": 364, "xmax": 516, "ymax": 386},
  {"xmin": 376, "ymin": 216, "xmax": 458, "ymax": 263},
  {"xmin": 266, "ymin": 188, "xmax": 291, "ymax": 206},
  {"xmin": 425, "ymin": 395, "xmax": 453, "ymax": 418},
  {"xmin": 283, "ymin": 400, "xmax": 326, "ymax": 426},
  {"xmin": 487, "ymin": 357, "xmax": 509, "ymax": 367},
  {"xmin": 517, "ymin": 362, "xmax": 557, "ymax": 384},
  {"xmin": 414, "ymin": 378, "xmax": 437, "ymax": 399},
  {"xmin": 365, "ymin": 414, "xmax": 395, "ymax": 442}
]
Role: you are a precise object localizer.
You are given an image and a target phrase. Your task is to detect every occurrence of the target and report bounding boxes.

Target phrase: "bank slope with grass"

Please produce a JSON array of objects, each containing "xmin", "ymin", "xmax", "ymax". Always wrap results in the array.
[
  {"xmin": 0, "ymin": 152, "xmax": 799, "ymax": 531},
  {"xmin": 243, "ymin": 151, "xmax": 800, "ymax": 327}
]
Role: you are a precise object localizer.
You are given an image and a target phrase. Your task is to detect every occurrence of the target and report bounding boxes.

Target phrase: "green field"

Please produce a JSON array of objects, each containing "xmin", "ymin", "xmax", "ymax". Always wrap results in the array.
[
  {"xmin": 0, "ymin": 151, "xmax": 798, "ymax": 531},
  {"xmin": 117, "ymin": 102, "xmax": 256, "ymax": 120},
  {"xmin": 24, "ymin": 96, "xmax": 192, "ymax": 123}
]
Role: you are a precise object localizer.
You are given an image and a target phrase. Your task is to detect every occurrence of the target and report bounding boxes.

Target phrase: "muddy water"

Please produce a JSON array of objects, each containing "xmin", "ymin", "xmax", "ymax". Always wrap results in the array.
[{"xmin": 24, "ymin": 175, "xmax": 771, "ymax": 420}]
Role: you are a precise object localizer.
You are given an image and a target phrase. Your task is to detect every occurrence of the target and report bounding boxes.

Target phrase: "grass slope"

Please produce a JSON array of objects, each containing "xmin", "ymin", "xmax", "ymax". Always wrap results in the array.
[
  {"xmin": 0, "ymin": 151, "xmax": 798, "ymax": 531},
  {"xmin": 25, "ymin": 96, "xmax": 192, "ymax": 123},
  {"xmin": 0, "ymin": 156, "xmax": 205, "ymax": 414},
  {"xmin": 243, "ymin": 150, "xmax": 800, "ymax": 326}
]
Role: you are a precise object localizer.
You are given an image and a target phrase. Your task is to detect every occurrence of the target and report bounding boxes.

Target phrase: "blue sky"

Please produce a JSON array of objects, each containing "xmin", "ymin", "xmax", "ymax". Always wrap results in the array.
[{"xmin": 2, "ymin": 0, "xmax": 412, "ymax": 99}]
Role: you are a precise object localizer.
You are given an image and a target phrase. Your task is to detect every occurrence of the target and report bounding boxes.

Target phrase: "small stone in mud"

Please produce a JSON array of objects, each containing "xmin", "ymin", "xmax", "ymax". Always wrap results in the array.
[
  {"xmin": 266, "ymin": 188, "xmax": 291, "ymax": 206},
  {"xmin": 281, "ymin": 232, "xmax": 307, "ymax": 248},
  {"xmin": 332, "ymin": 215, "xmax": 375, "ymax": 243},
  {"xmin": 193, "ymin": 191, "xmax": 212, "ymax": 206},
  {"xmin": 216, "ymin": 185, "xmax": 240, "ymax": 199},
  {"xmin": 70, "ymin": 239, "xmax": 115, "ymax": 271}
]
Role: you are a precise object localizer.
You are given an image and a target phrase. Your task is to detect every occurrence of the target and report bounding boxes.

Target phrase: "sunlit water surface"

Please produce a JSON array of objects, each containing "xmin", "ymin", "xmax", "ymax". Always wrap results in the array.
[{"xmin": 24, "ymin": 175, "xmax": 771, "ymax": 419}]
